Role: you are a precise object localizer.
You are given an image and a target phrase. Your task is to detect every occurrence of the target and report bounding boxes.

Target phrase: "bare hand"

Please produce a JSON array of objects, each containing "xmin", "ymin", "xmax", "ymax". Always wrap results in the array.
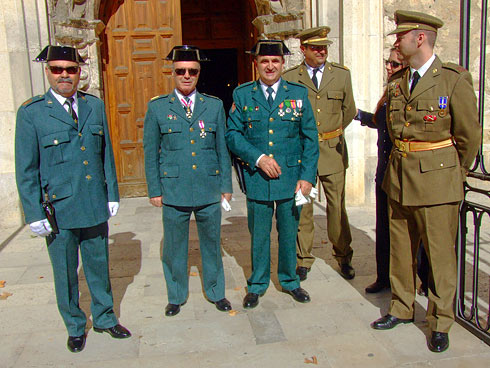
[
  {"xmin": 149, "ymin": 196, "xmax": 163, "ymax": 207},
  {"xmin": 295, "ymin": 180, "xmax": 313, "ymax": 197},
  {"xmin": 258, "ymin": 156, "xmax": 282, "ymax": 178},
  {"xmin": 221, "ymin": 193, "xmax": 232, "ymax": 201}
]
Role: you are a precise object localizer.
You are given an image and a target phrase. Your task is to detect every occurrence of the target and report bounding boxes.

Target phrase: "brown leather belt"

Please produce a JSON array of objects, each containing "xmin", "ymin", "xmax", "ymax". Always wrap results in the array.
[
  {"xmin": 394, "ymin": 137, "xmax": 454, "ymax": 152},
  {"xmin": 318, "ymin": 128, "xmax": 343, "ymax": 141}
]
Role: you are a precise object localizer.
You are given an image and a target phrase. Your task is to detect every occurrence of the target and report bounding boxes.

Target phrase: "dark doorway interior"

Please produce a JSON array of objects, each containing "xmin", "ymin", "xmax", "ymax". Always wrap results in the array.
[{"xmin": 198, "ymin": 49, "xmax": 237, "ymax": 114}]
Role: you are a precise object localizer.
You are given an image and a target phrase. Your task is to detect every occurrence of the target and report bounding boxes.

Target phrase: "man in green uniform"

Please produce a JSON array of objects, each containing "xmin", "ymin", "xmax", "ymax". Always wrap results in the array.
[
  {"xmin": 144, "ymin": 46, "xmax": 233, "ymax": 317},
  {"xmin": 226, "ymin": 40, "xmax": 319, "ymax": 309},
  {"xmin": 15, "ymin": 45, "xmax": 131, "ymax": 353},
  {"xmin": 370, "ymin": 11, "xmax": 481, "ymax": 353},
  {"xmin": 283, "ymin": 27, "xmax": 357, "ymax": 281}
]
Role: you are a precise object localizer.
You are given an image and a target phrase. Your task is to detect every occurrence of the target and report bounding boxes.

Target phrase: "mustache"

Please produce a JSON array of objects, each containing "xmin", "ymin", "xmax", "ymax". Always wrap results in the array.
[{"xmin": 57, "ymin": 78, "xmax": 73, "ymax": 84}]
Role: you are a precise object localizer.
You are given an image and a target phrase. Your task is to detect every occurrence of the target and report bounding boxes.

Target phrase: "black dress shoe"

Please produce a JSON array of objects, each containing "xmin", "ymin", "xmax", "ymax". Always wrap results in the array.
[
  {"xmin": 428, "ymin": 331, "xmax": 449, "ymax": 353},
  {"xmin": 165, "ymin": 303, "xmax": 181, "ymax": 316},
  {"xmin": 285, "ymin": 287, "xmax": 311, "ymax": 303},
  {"xmin": 296, "ymin": 266, "xmax": 310, "ymax": 281},
  {"xmin": 243, "ymin": 293, "xmax": 259, "ymax": 309},
  {"xmin": 93, "ymin": 324, "xmax": 131, "ymax": 339},
  {"xmin": 67, "ymin": 335, "xmax": 86, "ymax": 353},
  {"xmin": 214, "ymin": 298, "xmax": 232, "ymax": 312},
  {"xmin": 365, "ymin": 280, "xmax": 390, "ymax": 293},
  {"xmin": 339, "ymin": 263, "xmax": 355, "ymax": 279},
  {"xmin": 371, "ymin": 314, "xmax": 414, "ymax": 330}
]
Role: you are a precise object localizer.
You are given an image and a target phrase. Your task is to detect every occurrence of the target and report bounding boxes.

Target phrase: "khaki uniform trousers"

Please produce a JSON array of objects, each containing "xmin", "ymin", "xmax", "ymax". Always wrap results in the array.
[
  {"xmin": 297, "ymin": 170, "xmax": 353, "ymax": 268},
  {"xmin": 388, "ymin": 198, "xmax": 459, "ymax": 333}
]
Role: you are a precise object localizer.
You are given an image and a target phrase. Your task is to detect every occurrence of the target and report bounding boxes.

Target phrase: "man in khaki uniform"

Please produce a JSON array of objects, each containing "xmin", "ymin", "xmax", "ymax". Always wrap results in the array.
[
  {"xmin": 371, "ymin": 10, "xmax": 481, "ymax": 353},
  {"xmin": 283, "ymin": 27, "xmax": 356, "ymax": 280}
]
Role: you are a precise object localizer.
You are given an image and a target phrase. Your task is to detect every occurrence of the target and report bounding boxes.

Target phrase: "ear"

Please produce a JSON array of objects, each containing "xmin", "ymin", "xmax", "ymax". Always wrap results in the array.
[{"xmin": 300, "ymin": 45, "xmax": 306, "ymax": 55}]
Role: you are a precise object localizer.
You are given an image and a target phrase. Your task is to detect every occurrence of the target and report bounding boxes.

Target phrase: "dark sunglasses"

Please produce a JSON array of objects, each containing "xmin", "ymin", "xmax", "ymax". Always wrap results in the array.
[
  {"xmin": 47, "ymin": 66, "xmax": 80, "ymax": 75},
  {"xmin": 174, "ymin": 68, "xmax": 200, "ymax": 76},
  {"xmin": 386, "ymin": 60, "xmax": 402, "ymax": 68}
]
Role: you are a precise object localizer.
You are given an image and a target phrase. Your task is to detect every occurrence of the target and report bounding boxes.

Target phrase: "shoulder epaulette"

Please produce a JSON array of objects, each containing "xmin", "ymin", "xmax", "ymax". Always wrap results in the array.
[
  {"xmin": 388, "ymin": 67, "xmax": 408, "ymax": 82},
  {"xmin": 77, "ymin": 91, "xmax": 100, "ymax": 101},
  {"xmin": 201, "ymin": 92, "xmax": 220, "ymax": 100},
  {"xmin": 283, "ymin": 64, "xmax": 302, "ymax": 74},
  {"xmin": 331, "ymin": 62, "xmax": 349, "ymax": 71},
  {"xmin": 442, "ymin": 62, "xmax": 467, "ymax": 74},
  {"xmin": 235, "ymin": 81, "xmax": 255, "ymax": 91},
  {"xmin": 21, "ymin": 94, "xmax": 43, "ymax": 107},
  {"xmin": 150, "ymin": 94, "xmax": 169, "ymax": 102},
  {"xmin": 285, "ymin": 80, "xmax": 305, "ymax": 89}
]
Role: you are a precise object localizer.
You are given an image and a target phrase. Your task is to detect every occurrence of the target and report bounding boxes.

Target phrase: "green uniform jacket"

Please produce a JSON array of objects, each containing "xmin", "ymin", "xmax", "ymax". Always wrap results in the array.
[
  {"xmin": 382, "ymin": 56, "xmax": 481, "ymax": 206},
  {"xmin": 144, "ymin": 91, "xmax": 232, "ymax": 206},
  {"xmin": 225, "ymin": 79, "xmax": 319, "ymax": 201},
  {"xmin": 283, "ymin": 61, "xmax": 356, "ymax": 176},
  {"xmin": 15, "ymin": 90, "xmax": 119, "ymax": 229}
]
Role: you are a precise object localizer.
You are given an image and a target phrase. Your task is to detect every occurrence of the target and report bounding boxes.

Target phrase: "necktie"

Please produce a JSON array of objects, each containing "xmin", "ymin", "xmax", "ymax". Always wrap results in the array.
[
  {"xmin": 311, "ymin": 68, "xmax": 319, "ymax": 89},
  {"xmin": 183, "ymin": 96, "xmax": 192, "ymax": 118},
  {"xmin": 64, "ymin": 97, "xmax": 78, "ymax": 123},
  {"xmin": 266, "ymin": 86, "xmax": 274, "ymax": 107},
  {"xmin": 410, "ymin": 71, "xmax": 420, "ymax": 94}
]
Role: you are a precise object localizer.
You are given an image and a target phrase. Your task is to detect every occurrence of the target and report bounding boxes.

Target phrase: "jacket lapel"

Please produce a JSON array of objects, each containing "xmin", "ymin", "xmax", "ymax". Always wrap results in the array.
[
  {"xmin": 251, "ymin": 81, "xmax": 270, "ymax": 112},
  {"xmin": 272, "ymin": 79, "xmax": 288, "ymax": 112},
  {"xmin": 399, "ymin": 68, "xmax": 410, "ymax": 100},
  {"xmin": 45, "ymin": 90, "xmax": 78, "ymax": 129},
  {"xmin": 169, "ymin": 91, "xmax": 188, "ymax": 121},
  {"xmin": 296, "ymin": 63, "xmax": 317, "ymax": 92},
  {"xmin": 318, "ymin": 62, "xmax": 334, "ymax": 93},
  {"xmin": 408, "ymin": 57, "xmax": 441, "ymax": 101},
  {"xmin": 191, "ymin": 92, "xmax": 207, "ymax": 122},
  {"xmin": 76, "ymin": 92, "xmax": 93, "ymax": 131}
]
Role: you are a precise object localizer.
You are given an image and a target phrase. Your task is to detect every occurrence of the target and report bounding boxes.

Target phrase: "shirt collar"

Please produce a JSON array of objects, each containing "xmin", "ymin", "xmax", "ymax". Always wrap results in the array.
[
  {"xmin": 410, "ymin": 54, "xmax": 436, "ymax": 79},
  {"xmin": 174, "ymin": 88, "xmax": 197, "ymax": 106},
  {"xmin": 49, "ymin": 88, "xmax": 78, "ymax": 107},
  {"xmin": 305, "ymin": 62, "xmax": 325, "ymax": 73},
  {"xmin": 259, "ymin": 78, "xmax": 281, "ymax": 96}
]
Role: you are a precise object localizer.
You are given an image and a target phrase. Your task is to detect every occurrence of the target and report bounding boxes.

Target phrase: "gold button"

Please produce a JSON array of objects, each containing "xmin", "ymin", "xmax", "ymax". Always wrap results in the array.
[
  {"xmin": 190, "ymin": 127, "xmax": 194, "ymax": 132},
  {"xmin": 163, "ymin": 171, "xmax": 167, "ymax": 175},
  {"xmin": 168, "ymin": 128, "xmax": 172, "ymax": 132},
  {"xmin": 291, "ymin": 117, "xmax": 295, "ymax": 121},
  {"xmin": 190, "ymin": 140, "xmax": 195, "ymax": 144},
  {"xmin": 430, "ymin": 106, "xmax": 434, "ymax": 111},
  {"xmin": 86, "ymin": 175, "xmax": 92, "ymax": 180},
  {"xmin": 248, "ymin": 118, "xmax": 251, "ymax": 121},
  {"xmin": 191, "ymin": 152, "xmax": 196, "ymax": 156},
  {"xmin": 402, "ymin": 153, "xmax": 407, "ymax": 158},
  {"xmin": 99, "ymin": 130, "xmax": 103, "ymax": 135},
  {"xmin": 269, "ymin": 154, "xmax": 274, "ymax": 158},
  {"xmin": 440, "ymin": 163, "xmax": 444, "ymax": 167},
  {"xmin": 78, "ymin": 133, "xmax": 82, "ymax": 137},
  {"xmin": 216, "ymin": 170, "xmax": 220, "ymax": 174},
  {"xmin": 52, "ymin": 194, "xmax": 57, "ymax": 199},
  {"xmin": 83, "ymin": 160, "xmax": 88, "ymax": 165},
  {"xmin": 390, "ymin": 106, "xmax": 394, "ymax": 111},
  {"xmin": 404, "ymin": 122, "xmax": 410, "ymax": 127},
  {"xmin": 298, "ymin": 159, "xmax": 302, "ymax": 163},
  {"xmin": 208, "ymin": 127, "xmax": 212, "ymax": 131},
  {"xmin": 80, "ymin": 146, "xmax": 86, "ymax": 151},
  {"xmin": 335, "ymin": 95, "xmax": 339, "ymax": 99},
  {"xmin": 269, "ymin": 129, "xmax": 274, "ymax": 134},
  {"xmin": 316, "ymin": 121, "xmax": 321, "ymax": 126},
  {"xmin": 192, "ymin": 165, "xmax": 197, "ymax": 170},
  {"xmin": 269, "ymin": 117, "xmax": 274, "ymax": 122},
  {"xmin": 317, "ymin": 109, "xmax": 321, "ymax": 113},
  {"xmin": 406, "ymin": 106, "xmax": 412, "ymax": 111},
  {"xmin": 269, "ymin": 141, "xmax": 273, "ymax": 146},
  {"xmin": 316, "ymin": 95, "xmax": 320, "ymax": 99},
  {"xmin": 53, "ymin": 139, "xmax": 59, "ymax": 145}
]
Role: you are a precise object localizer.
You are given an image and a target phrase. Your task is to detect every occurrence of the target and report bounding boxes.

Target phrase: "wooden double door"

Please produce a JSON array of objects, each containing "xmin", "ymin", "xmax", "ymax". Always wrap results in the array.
[{"xmin": 101, "ymin": 0, "xmax": 256, "ymax": 197}]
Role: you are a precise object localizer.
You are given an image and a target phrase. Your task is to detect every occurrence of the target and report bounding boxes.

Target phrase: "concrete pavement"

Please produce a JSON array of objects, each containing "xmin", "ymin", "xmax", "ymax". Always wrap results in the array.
[{"xmin": 1, "ymin": 183, "xmax": 489, "ymax": 367}]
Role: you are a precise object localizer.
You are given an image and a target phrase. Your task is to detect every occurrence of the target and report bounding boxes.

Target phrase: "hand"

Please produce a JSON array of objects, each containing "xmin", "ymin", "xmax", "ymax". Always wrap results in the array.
[
  {"xmin": 108, "ymin": 202, "xmax": 119, "ymax": 217},
  {"xmin": 29, "ymin": 219, "xmax": 52, "ymax": 237},
  {"xmin": 295, "ymin": 180, "xmax": 313, "ymax": 197},
  {"xmin": 258, "ymin": 156, "xmax": 281, "ymax": 178},
  {"xmin": 149, "ymin": 196, "xmax": 163, "ymax": 207},
  {"xmin": 221, "ymin": 193, "xmax": 232, "ymax": 202}
]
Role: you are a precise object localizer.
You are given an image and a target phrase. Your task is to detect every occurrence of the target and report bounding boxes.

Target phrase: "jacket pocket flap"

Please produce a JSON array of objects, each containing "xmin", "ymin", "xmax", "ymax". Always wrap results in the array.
[
  {"xmin": 48, "ymin": 182, "xmax": 72, "ymax": 201},
  {"xmin": 207, "ymin": 165, "xmax": 221, "ymax": 175},
  {"xmin": 287, "ymin": 155, "xmax": 302, "ymax": 167},
  {"xmin": 161, "ymin": 165, "xmax": 179, "ymax": 177},
  {"xmin": 41, "ymin": 131, "xmax": 70, "ymax": 147},
  {"xmin": 417, "ymin": 100, "xmax": 438, "ymax": 111},
  {"xmin": 327, "ymin": 90, "xmax": 343, "ymax": 99},
  {"xmin": 420, "ymin": 152, "xmax": 457, "ymax": 172},
  {"xmin": 204, "ymin": 123, "xmax": 216, "ymax": 133},
  {"xmin": 89, "ymin": 125, "xmax": 104, "ymax": 135},
  {"xmin": 390, "ymin": 100, "xmax": 403, "ymax": 111},
  {"xmin": 161, "ymin": 122, "xmax": 182, "ymax": 133}
]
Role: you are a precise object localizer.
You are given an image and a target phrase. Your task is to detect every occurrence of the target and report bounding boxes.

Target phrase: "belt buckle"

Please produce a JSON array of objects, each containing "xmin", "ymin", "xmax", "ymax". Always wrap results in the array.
[{"xmin": 398, "ymin": 141, "xmax": 406, "ymax": 152}]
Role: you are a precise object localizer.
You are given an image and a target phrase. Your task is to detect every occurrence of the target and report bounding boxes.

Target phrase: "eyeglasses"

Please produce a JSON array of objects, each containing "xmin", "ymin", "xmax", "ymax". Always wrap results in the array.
[
  {"xmin": 386, "ymin": 60, "xmax": 402, "ymax": 68},
  {"xmin": 47, "ymin": 66, "xmax": 80, "ymax": 75},
  {"xmin": 308, "ymin": 45, "xmax": 327, "ymax": 52},
  {"xmin": 174, "ymin": 68, "xmax": 200, "ymax": 76}
]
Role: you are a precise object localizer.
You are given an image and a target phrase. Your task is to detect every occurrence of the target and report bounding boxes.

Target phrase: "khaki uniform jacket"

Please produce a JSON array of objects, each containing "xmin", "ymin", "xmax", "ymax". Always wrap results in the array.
[
  {"xmin": 283, "ymin": 61, "xmax": 356, "ymax": 176},
  {"xmin": 382, "ymin": 56, "xmax": 481, "ymax": 206}
]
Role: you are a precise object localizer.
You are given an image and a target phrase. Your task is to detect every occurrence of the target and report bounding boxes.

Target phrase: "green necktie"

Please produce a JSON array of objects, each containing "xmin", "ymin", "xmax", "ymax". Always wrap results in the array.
[{"xmin": 266, "ymin": 86, "xmax": 274, "ymax": 107}]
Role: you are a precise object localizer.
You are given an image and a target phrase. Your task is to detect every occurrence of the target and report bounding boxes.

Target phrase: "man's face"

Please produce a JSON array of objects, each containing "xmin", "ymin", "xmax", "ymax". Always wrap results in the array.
[
  {"xmin": 394, "ymin": 30, "xmax": 418, "ymax": 60},
  {"xmin": 45, "ymin": 60, "xmax": 80, "ymax": 98},
  {"xmin": 255, "ymin": 55, "xmax": 284, "ymax": 86},
  {"xmin": 173, "ymin": 61, "xmax": 200, "ymax": 96},
  {"xmin": 301, "ymin": 44, "xmax": 327, "ymax": 68}
]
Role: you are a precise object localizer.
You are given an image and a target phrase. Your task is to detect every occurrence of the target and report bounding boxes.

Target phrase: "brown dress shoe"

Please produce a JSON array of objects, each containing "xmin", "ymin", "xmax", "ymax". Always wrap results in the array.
[{"xmin": 365, "ymin": 280, "xmax": 390, "ymax": 293}]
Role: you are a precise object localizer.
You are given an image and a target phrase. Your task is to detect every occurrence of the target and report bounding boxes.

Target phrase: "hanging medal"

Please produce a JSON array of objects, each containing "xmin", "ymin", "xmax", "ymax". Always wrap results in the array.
[
  {"xmin": 285, "ymin": 100, "xmax": 291, "ymax": 114},
  {"xmin": 181, "ymin": 97, "xmax": 193, "ymax": 119},
  {"xmin": 297, "ymin": 99, "xmax": 303, "ymax": 116},
  {"xmin": 291, "ymin": 100, "xmax": 299, "ymax": 117},
  {"xmin": 278, "ymin": 102, "xmax": 285, "ymax": 117},
  {"xmin": 199, "ymin": 120, "xmax": 206, "ymax": 138}
]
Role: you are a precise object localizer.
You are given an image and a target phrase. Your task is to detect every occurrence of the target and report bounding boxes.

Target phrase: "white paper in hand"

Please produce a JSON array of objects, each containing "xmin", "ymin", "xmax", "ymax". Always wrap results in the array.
[{"xmin": 221, "ymin": 198, "xmax": 232, "ymax": 211}]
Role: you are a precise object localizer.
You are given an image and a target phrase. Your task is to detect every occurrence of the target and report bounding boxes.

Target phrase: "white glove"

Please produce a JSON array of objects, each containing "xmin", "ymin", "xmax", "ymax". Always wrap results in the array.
[
  {"xmin": 309, "ymin": 187, "xmax": 318, "ymax": 200},
  {"xmin": 29, "ymin": 219, "xmax": 52, "ymax": 237},
  {"xmin": 221, "ymin": 198, "xmax": 232, "ymax": 212},
  {"xmin": 108, "ymin": 202, "xmax": 119, "ymax": 217},
  {"xmin": 295, "ymin": 190, "xmax": 310, "ymax": 206}
]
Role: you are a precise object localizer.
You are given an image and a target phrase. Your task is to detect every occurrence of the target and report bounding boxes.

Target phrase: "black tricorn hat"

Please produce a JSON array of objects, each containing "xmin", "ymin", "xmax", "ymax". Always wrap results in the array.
[
  {"xmin": 165, "ymin": 45, "xmax": 209, "ymax": 61},
  {"xmin": 247, "ymin": 40, "xmax": 291, "ymax": 56},
  {"xmin": 34, "ymin": 45, "xmax": 85, "ymax": 63}
]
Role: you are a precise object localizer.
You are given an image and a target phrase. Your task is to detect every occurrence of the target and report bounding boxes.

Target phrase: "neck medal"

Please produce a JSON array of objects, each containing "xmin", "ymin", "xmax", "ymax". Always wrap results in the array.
[
  {"xmin": 199, "ymin": 120, "xmax": 206, "ymax": 138},
  {"xmin": 181, "ymin": 97, "xmax": 193, "ymax": 119}
]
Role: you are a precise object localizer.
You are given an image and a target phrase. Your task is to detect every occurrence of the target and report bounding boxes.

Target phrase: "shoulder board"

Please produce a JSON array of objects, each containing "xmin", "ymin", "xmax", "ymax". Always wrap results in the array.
[
  {"xmin": 284, "ymin": 80, "xmax": 305, "ymax": 89},
  {"xmin": 150, "ymin": 94, "xmax": 169, "ymax": 102},
  {"xmin": 201, "ymin": 92, "xmax": 220, "ymax": 100},
  {"xmin": 442, "ymin": 62, "xmax": 467, "ymax": 74},
  {"xmin": 234, "ymin": 81, "xmax": 255, "ymax": 91},
  {"xmin": 283, "ymin": 64, "xmax": 301, "ymax": 74},
  {"xmin": 331, "ymin": 62, "xmax": 349, "ymax": 71},
  {"xmin": 21, "ymin": 94, "xmax": 44, "ymax": 107},
  {"xmin": 77, "ymin": 91, "xmax": 100, "ymax": 101},
  {"xmin": 388, "ymin": 67, "xmax": 408, "ymax": 82}
]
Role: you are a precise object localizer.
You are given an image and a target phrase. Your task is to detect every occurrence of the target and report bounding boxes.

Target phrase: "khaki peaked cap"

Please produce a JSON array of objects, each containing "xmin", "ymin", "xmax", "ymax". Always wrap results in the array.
[
  {"xmin": 297, "ymin": 26, "xmax": 333, "ymax": 46},
  {"xmin": 389, "ymin": 10, "xmax": 443, "ymax": 35}
]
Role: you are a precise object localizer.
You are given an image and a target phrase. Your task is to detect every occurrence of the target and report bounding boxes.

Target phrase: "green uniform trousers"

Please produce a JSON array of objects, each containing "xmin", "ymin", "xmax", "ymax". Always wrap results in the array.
[
  {"xmin": 388, "ymin": 198, "xmax": 459, "ymax": 333},
  {"xmin": 162, "ymin": 202, "xmax": 225, "ymax": 305},
  {"xmin": 46, "ymin": 222, "xmax": 117, "ymax": 337},
  {"xmin": 247, "ymin": 198, "xmax": 301, "ymax": 294},
  {"xmin": 297, "ymin": 170, "xmax": 353, "ymax": 267}
]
